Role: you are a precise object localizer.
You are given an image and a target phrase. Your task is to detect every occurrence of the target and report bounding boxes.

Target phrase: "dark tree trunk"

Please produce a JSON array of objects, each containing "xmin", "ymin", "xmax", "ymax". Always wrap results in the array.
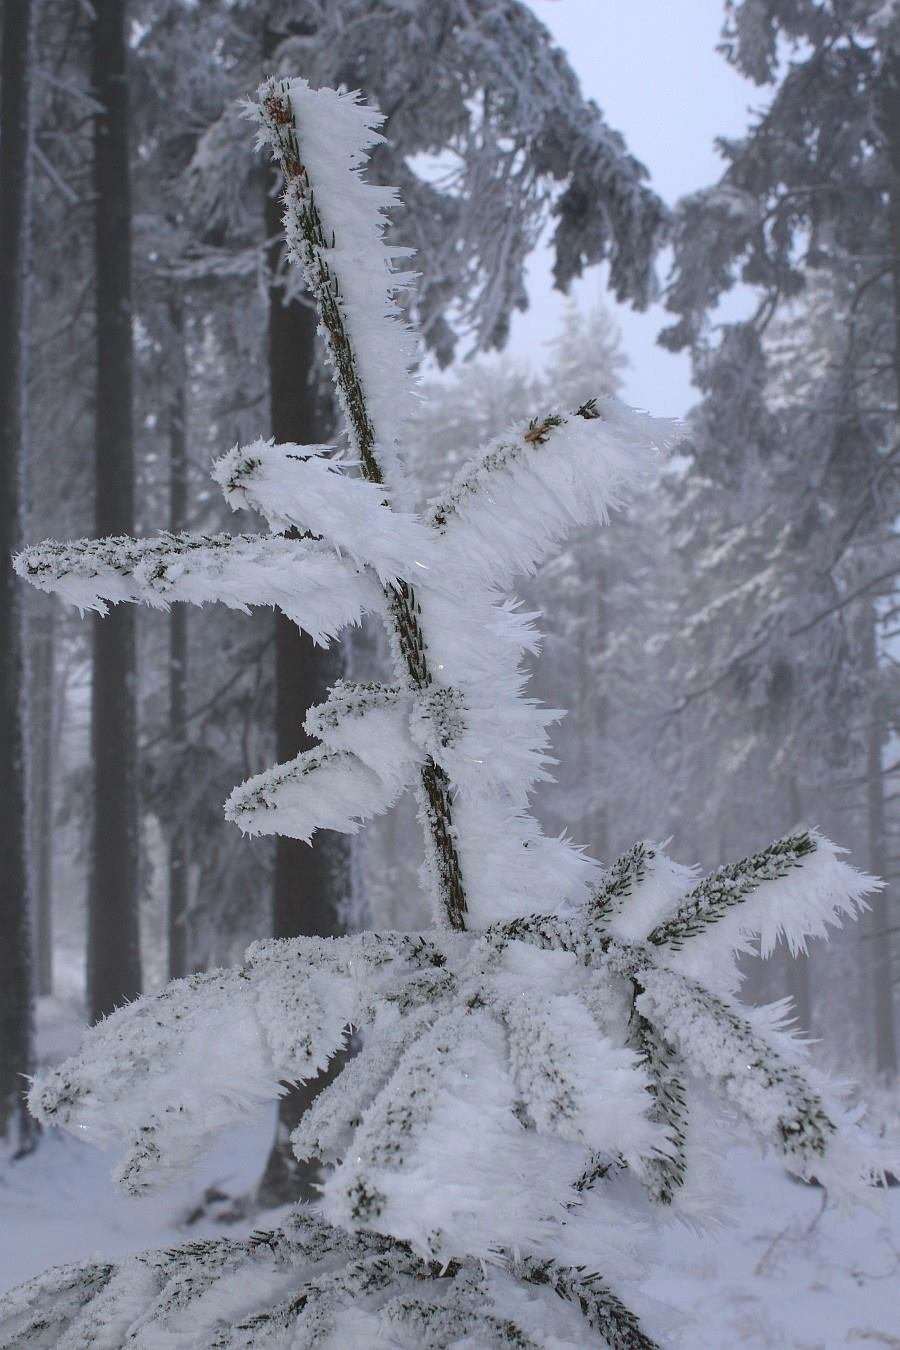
[
  {"xmin": 867, "ymin": 54, "xmax": 900, "ymax": 1079},
  {"xmin": 879, "ymin": 52, "xmax": 900, "ymax": 414},
  {"xmin": 30, "ymin": 595, "xmax": 56, "ymax": 997},
  {"xmin": 89, "ymin": 0, "xmax": 141, "ymax": 1022},
  {"xmin": 257, "ymin": 175, "xmax": 352, "ymax": 1208},
  {"xmin": 589, "ymin": 558, "xmax": 609, "ymax": 862},
  {"xmin": 167, "ymin": 293, "xmax": 189, "ymax": 980},
  {"xmin": 784, "ymin": 773, "xmax": 811, "ymax": 1034},
  {"xmin": 861, "ymin": 612, "xmax": 896, "ymax": 1078},
  {"xmin": 0, "ymin": 0, "xmax": 37, "ymax": 1151}
]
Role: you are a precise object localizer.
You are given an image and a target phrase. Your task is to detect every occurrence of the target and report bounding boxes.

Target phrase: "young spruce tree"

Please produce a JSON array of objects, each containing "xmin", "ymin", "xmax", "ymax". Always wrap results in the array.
[{"xmin": 2, "ymin": 80, "xmax": 894, "ymax": 1349}]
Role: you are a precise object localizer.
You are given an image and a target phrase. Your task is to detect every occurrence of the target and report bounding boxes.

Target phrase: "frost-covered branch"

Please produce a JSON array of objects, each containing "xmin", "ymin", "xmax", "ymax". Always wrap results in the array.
[
  {"xmin": 428, "ymin": 397, "xmax": 676, "ymax": 586},
  {"xmin": 213, "ymin": 439, "xmax": 431, "ymax": 581},
  {"xmin": 0, "ymin": 1213, "xmax": 657, "ymax": 1349},
  {"xmin": 14, "ymin": 531, "xmax": 380, "ymax": 645},
  {"xmin": 254, "ymin": 76, "xmax": 469, "ymax": 929}
]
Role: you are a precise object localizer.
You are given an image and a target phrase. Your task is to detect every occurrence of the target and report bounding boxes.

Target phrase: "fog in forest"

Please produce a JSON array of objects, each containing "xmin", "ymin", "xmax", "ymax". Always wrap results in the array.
[{"xmin": 0, "ymin": 1, "xmax": 898, "ymax": 1344}]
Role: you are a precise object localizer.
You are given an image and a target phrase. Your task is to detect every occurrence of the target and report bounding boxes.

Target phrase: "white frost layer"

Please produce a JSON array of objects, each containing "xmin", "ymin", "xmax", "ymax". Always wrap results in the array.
[
  {"xmin": 635, "ymin": 967, "xmax": 891, "ymax": 1201},
  {"xmin": 304, "ymin": 681, "xmax": 419, "ymax": 792},
  {"xmin": 212, "ymin": 439, "xmax": 431, "ymax": 580},
  {"xmin": 323, "ymin": 1007, "xmax": 581, "ymax": 1262},
  {"xmin": 225, "ymin": 747, "xmax": 404, "ymax": 842},
  {"xmin": 445, "ymin": 796, "xmax": 599, "ymax": 929},
  {"xmin": 665, "ymin": 831, "xmax": 876, "ymax": 992},
  {"xmin": 502, "ymin": 989, "xmax": 668, "ymax": 1169},
  {"xmin": 428, "ymin": 400, "xmax": 676, "ymax": 586},
  {"xmin": 14, "ymin": 532, "xmax": 380, "ymax": 645},
  {"xmin": 601, "ymin": 849, "xmax": 700, "ymax": 945},
  {"xmin": 252, "ymin": 77, "xmax": 420, "ymax": 499}
]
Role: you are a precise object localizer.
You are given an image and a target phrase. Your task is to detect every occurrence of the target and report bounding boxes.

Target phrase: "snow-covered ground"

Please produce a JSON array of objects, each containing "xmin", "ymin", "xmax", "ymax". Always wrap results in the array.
[{"xmin": 2, "ymin": 996, "xmax": 897, "ymax": 1348}]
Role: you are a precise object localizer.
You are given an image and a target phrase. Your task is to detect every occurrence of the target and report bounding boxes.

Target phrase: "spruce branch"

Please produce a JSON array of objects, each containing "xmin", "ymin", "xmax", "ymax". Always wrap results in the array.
[
  {"xmin": 628, "ymin": 1008, "xmax": 687, "ymax": 1205},
  {"xmin": 430, "ymin": 405, "xmax": 599, "ymax": 528},
  {"xmin": 591, "ymin": 841, "xmax": 655, "ymax": 924},
  {"xmin": 256, "ymin": 78, "xmax": 468, "ymax": 931},
  {"xmin": 636, "ymin": 967, "xmax": 837, "ymax": 1169},
  {"xmin": 516, "ymin": 1259, "xmax": 660, "ymax": 1350},
  {"xmin": 647, "ymin": 831, "xmax": 816, "ymax": 950},
  {"xmin": 13, "ymin": 531, "xmax": 378, "ymax": 644},
  {"xmin": 381, "ymin": 1294, "xmax": 544, "ymax": 1349}
]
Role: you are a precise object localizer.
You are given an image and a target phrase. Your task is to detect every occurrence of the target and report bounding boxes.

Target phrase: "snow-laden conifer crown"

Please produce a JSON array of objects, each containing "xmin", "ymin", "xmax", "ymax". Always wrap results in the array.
[{"xmin": 4, "ymin": 77, "xmax": 893, "ymax": 1350}]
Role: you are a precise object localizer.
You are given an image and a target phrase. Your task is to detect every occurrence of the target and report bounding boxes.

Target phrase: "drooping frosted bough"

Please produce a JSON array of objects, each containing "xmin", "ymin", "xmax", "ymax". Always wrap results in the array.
[{"xmin": 4, "ymin": 78, "xmax": 893, "ymax": 1350}]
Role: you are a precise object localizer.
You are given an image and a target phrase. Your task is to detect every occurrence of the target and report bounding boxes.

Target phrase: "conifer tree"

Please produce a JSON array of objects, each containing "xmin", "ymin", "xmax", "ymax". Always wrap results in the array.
[
  {"xmin": 0, "ymin": 0, "xmax": 37, "ymax": 1152},
  {"xmin": 2, "ymin": 79, "xmax": 893, "ymax": 1349},
  {"xmin": 661, "ymin": 0, "xmax": 900, "ymax": 1072}
]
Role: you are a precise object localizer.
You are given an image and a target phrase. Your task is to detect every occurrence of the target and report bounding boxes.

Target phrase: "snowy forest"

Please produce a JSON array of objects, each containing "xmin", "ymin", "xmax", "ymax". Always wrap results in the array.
[{"xmin": 1, "ymin": 1, "xmax": 899, "ymax": 1346}]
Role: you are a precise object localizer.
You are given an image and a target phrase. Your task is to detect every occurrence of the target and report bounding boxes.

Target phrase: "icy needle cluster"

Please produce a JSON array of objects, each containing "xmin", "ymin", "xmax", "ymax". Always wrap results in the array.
[{"xmin": 3, "ymin": 78, "xmax": 892, "ymax": 1350}]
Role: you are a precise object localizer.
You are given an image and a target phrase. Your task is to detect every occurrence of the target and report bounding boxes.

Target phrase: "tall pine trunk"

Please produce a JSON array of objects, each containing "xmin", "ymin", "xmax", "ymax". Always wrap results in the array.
[
  {"xmin": 865, "ymin": 51, "xmax": 900, "ymax": 1079},
  {"xmin": 256, "ymin": 179, "xmax": 351, "ymax": 1208},
  {"xmin": 862, "ymin": 610, "xmax": 895, "ymax": 1077},
  {"xmin": 30, "ymin": 595, "xmax": 55, "ymax": 997},
  {"xmin": 167, "ymin": 293, "xmax": 189, "ymax": 980},
  {"xmin": 784, "ymin": 772, "xmax": 812, "ymax": 1033},
  {"xmin": 89, "ymin": 0, "xmax": 141, "ymax": 1022},
  {"xmin": 0, "ymin": 0, "xmax": 37, "ymax": 1151}
]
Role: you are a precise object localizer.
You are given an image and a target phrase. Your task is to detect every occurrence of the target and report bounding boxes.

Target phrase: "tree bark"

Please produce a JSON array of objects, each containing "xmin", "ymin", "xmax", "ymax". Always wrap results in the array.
[
  {"xmin": 784, "ymin": 773, "xmax": 812, "ymax": 1034},
  {"xmin": 257, "ymin": 176, "xmax": 352, "ymax": 1208},
  {"xmin": 866, "ymin": 50, "xmax": 900, "ymax": 1078},
  {"xmin": 167, "ymin": 293, "xmax": 190, "ymax": 980},
  {"xmin": 30, "ymin": 595, "xmax": 55, "ymax": 997},
  {"xmin": 861, "ymin": 610, "xmax": 896, "ymax": 1077},
  {"xmin": 0, "ymin": 0, "xmax": 37, "ymax": 1150},
  {"xmin": 89, "ymin": 0, "xmax": 141, "ymax": 1022}
]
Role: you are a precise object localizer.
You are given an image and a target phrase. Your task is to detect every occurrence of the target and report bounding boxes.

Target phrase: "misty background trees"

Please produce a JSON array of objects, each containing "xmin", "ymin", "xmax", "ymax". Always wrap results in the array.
[{"xmin": 0, "ymin": 0, "xmax": 897, "ymax": 1190}]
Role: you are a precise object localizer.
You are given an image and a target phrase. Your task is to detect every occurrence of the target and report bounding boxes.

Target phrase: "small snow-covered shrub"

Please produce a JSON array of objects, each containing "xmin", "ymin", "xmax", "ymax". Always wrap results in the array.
[{"xmin": 4, "ymin": 78, "xmax": 893, "ymax": 1349}]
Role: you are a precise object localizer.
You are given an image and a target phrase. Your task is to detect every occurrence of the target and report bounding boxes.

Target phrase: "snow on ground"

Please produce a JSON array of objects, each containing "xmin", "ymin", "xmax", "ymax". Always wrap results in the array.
[
  {"xmin": 651, "ymin": 1144, "xmax": 900, "ymax": 1349},
  {"xmin": 1, "ymin": 997, "xmax": 897, "ymax": 1347}
]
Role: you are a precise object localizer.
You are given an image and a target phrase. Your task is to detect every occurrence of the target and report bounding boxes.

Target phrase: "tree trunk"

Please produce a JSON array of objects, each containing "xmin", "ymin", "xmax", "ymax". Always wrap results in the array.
[
  {"xmin": 257, "ymin": 176, "xmax": 352, "ymax": 1209},
  {"xmin": 0, "ymin": 0, "xmax": 37, "ymax": 1151},
  {"xmin": 867, "ymin": 52, "xmax": 900, "ymax": 1079},
  {"xmin": 89, "ymin": 0, "xmax": 141, "ymax": 1022},
  {"xmin": 879, "ymin": 52, "xmax": 900, "ymax": 414},
  {"xmin": 30, "ymin": 595, "xmax": 55, "ymax": 997},
  {"xmin": 861, "ymin": 612, "xmax": 896, "ymax": 1077},
  {"xmin": 589, "ymin": 552, "xmax": 610, "ymax": 862},
  {"xmin": 167, "ymin": 293, "xmax": 190, "ymax": 980},
  {"xmin": 784, "ymin": 773, "xmax": 812, "ymax": 1034}
]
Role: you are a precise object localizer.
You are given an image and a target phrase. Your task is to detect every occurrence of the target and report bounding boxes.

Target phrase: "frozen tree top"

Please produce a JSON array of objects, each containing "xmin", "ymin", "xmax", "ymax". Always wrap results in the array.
[{"xmin": 5, "ymin": 75, "xmax": 893, "ymax": 1350}]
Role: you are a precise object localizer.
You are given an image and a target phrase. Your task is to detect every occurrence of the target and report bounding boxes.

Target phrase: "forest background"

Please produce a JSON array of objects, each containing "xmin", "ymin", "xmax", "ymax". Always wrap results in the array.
[{"xmin": 0, "ymin": 0, "xmax": 898, "ymax": 1340}]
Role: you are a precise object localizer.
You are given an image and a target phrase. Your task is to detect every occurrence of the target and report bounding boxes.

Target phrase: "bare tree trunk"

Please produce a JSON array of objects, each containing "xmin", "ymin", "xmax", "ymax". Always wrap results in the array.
[
  {"xmin": 0, "ymin": 0, "xmax": 37, "ymax": 1151},
  {"xmin": 880, "ymin": 52, "xmax": 900, "ymax": 415},
  {"xmin": 590, "ymin": 557, "xmax": 610, "ymax": 862},
  {"xmin": 257, "ymin": 179, "xmax": 351, "ymax": 1209},
  {"xmin": 167, "ymin": 293, "xmax": 189, "ymax": 980},
  {"xmin": 30, "ymin": 595, "xmax": 55, "ymax": 996},
  {"xmin": 89, "ymin": 0, "xmax": 141, "ymax": 1022},
  {"xmin": 867, "ymin": 53, "xmax": 900, "ymax": 1079},
  {"xmin": 784, "ymin": 773, "xmax": 812, "ymax": 1034},
  {"xmin": 861, "ymin": 612, "xmax": 896, "ymax": 1077}
]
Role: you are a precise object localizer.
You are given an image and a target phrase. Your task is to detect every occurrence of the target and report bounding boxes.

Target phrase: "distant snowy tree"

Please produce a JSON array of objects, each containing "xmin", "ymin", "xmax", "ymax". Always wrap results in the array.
[
  {"xmin": 660, "ymin": 0, "xmax": 900, "ymax": 1072},
  {"xmin": 2, "ymin": 79, "xmax": 893, "ymax": 1348}
]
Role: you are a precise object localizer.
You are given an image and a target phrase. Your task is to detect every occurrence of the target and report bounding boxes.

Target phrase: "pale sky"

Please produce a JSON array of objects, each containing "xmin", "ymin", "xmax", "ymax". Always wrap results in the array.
[{"xmin": 505, "ymin": 0, "xmax": 762, "ymax": 416}]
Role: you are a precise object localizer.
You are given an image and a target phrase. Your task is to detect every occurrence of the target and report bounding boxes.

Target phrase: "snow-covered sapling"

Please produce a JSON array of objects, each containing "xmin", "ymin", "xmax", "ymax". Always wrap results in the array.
[{"xmin": 2, "ymin": 79, "xmax": 892, "ymax": 1349}]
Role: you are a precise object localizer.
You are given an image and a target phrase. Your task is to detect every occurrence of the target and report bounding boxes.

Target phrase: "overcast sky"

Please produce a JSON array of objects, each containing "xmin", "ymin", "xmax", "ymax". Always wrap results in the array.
[{"xmin": 503, "ymin": 0, "xmax": 762, "ymax": 416}]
